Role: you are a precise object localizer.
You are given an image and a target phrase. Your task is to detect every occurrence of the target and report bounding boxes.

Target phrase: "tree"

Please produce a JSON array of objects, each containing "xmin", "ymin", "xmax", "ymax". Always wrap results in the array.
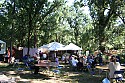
[
  {"xmin": 0, "ymin": 0, "xmax": 64, "ymax": 55},
  {"xmin": 67, "ymin": 1, "xmax": 90, "ymax": 45},
  {"xmin": 86, "ymin": 0, "xmax": 124, "ymax": 52},
  {"xmin": 116, "ymin": 1, "xmax": 125, "ymax": 24}
]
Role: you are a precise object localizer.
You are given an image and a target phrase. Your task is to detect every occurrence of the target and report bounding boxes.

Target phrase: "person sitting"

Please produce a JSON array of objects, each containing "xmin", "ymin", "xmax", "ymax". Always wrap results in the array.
[
  {"xmin": 71, "ymin": 57, "xmax": 78, "ymax": 71},
  {"xmin": 22, "ymin": 55, "xmax": 29, "ymax": 62},
  {"xmin": 98, "ymin": 54, "xmax": 103, "ymax": 66},
  {"xmin": 71, "ymin": 57, "xmax": 78, "ymax": 66},
  {"xmin": 108, "ymin": 55, "xmax": 122, "ymax": 82},
  {"xmin": 77, "ymin": 59, "xmax": 83, "ymax": 72},
  {"xmin": 90, "ymin": 57, "xmax": 97, "ymax": 75}
]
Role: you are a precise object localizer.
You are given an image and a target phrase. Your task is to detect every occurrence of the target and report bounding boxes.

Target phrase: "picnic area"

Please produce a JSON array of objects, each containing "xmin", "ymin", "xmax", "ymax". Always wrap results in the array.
[{"xmin": 1, "ymin": 0, "xmax": 125, "ymax": 83}]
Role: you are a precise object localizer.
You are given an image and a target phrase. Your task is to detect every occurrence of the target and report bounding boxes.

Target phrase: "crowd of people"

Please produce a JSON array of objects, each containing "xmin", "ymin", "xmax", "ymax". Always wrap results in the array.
[
  {"xmin": 61, "ymin": 51, "xmax": 123, "ymax": 80},
  {"xmin": 4, "ymin": 46, "xmax": 124, "ymax": 83},
  {"xmin": 9, "ymin": 49, "xmax": 123, "ymax": 81}
]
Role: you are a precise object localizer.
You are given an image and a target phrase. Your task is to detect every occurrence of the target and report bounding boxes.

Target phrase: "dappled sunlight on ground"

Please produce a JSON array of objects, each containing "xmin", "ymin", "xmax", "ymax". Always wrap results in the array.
[{"xmin": 0, "ymin": 62, "xmax": 106, "ymax": 83}]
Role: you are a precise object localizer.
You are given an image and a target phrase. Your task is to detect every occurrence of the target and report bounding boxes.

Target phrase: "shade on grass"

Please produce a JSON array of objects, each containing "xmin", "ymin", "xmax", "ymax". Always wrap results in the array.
[{"xmin": 0, "ymin": 62, "xmax": 106, "ymax": 83}]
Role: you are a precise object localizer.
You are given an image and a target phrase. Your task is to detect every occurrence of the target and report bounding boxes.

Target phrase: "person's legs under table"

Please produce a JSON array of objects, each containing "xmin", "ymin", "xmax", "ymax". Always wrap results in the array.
[{"xmin": 34, "ymin": 66, "xmax": 39, "ymax": 74}]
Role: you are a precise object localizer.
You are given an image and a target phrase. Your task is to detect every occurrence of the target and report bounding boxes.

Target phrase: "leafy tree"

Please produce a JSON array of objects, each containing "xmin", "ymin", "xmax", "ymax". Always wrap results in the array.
[
  {"xmin": 0, "ymin": 0, "xmax": 64, "ymax": 55},
  {"xmin": 85, "ymin": 0, "xmax": 125, "ymax": 52},
  {"xmin": 67, "ymin": 1, "xmax": 90, "ymax": 46}
]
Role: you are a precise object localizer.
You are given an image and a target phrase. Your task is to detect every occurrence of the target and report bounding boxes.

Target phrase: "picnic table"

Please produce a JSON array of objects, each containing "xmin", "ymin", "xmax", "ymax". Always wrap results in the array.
[
  {"xmin": 34, "ymin": 60, "xmax": 59, "ymax": 74},
  {"xmin": 95, "ymin": 64, "xmax": 125, "ymax": 77},
  {"xmin": 96, "ymin": 65, "xmax": 125, "ymax": 70}
]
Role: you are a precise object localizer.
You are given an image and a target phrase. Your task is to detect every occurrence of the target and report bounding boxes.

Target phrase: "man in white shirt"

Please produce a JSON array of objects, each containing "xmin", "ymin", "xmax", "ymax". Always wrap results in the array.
[
  {"xmin": 108, "ymin": 55, "xmax": 122, "ymax": 81},
  {"xmin": 71, "ymin": 57, "xmax": 78, "ymax": 67}
]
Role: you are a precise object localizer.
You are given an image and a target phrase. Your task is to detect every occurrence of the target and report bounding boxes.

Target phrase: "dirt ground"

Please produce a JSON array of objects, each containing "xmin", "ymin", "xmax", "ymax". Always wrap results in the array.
[{"xmin": 0, "ymin": 62, "xmax": 105, "ymax": 83}]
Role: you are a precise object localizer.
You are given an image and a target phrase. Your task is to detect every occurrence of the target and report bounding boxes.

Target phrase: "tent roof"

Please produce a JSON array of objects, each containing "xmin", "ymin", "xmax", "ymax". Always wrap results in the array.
[
  {"xmin": 39, "ymin": 42, "xmax": 65, "ymax": 51},
  {"xmin": 48, "ymin": 42, "xmax": 65, "ymax": 51},
  {"xmin": 39, "ymin": 42, "xmax": 82, "ymax": 51},
  {"xmin": 0, "ymin": 40, "xmax": 5, "ymax": 43},
  {"xmin": 63, "ymin": 43, "xmax": 82, "ymax": 50},
  {"xmin": 40, "ymin": 44, "xmax": 49, "ymax": 49}
]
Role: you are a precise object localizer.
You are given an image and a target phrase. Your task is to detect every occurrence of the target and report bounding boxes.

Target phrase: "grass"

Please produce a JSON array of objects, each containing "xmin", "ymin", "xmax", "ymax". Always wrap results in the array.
[{"xmin": 0, "ymin": 62, "xmax": 106, "ymax": 83}]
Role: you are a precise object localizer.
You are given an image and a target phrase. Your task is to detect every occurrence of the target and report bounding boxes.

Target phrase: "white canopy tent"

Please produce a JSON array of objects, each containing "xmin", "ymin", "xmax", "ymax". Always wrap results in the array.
[
  {"xmin": 38, "ymin": 42, "xmax": 65, "ymax": 52},
  {"xmin": 62, "ymin": 43, "xmax": 82, "ymax": 50},
  {"xmin": 48, "ymin": 42, "xmax": 65, "ymax": 51},
  {"xmin": 37, "ymin": 44, "xmax": 49, "ymax": 53},
  {"xmin": 38, "ymin": 42, "xmax": 65, "ymax": 58}
]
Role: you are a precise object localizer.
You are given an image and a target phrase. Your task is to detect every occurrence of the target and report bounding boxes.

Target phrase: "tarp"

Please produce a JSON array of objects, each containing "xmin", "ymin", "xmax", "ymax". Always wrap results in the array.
[
  {"xmin": 0, "ymin": 40, "xmax": 6, "ymax": 54},
  {"xmin": 62, "ymin": 43, "xmax": 82, "ymax": 50},
  {"xmin": 23, "ymin": 48, "xmax": 38, "ymax": 56},
  {"xmin": 0, "ymin": 40, "xmax": 5, "ymax": 43}
]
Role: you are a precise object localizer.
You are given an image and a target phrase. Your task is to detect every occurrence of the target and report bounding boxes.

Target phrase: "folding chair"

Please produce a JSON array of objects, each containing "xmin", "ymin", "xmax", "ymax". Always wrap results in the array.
[
  {"xmin": 23, "ymin": 61, "xmax": 36, "ymax": 74},
  {"xmin": 102, "ymin": 78, "xmax": 110, "ymax": 83},
  {"xmin": 57, "ymin": 65, "xmax": 63, "ymax": 69},
  {"xmin": 52, "ymin": 66, "xmax": 62, "ymax": 78},
  {"xmin": 51, "ymin": 69, "xmax": 60, "ymax": 80},
  {"xmin": 86, "ymin": 64, "xmax": 95, "ymax": 75},
  {"xmin": 111, "ymin": 70, "xmax": 125, "ymax": 83},
  {"xmin": 13, "ymin": 59, "xmax": 20, "ymax": 67}
]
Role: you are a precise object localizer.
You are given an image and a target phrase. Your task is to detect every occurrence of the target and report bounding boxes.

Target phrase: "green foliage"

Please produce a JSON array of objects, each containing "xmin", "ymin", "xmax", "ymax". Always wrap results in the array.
[
  {"xmin": 85, "ymin": 0, "xmax": 125, "ymax": 50},
  {"xmin": 0, "ymin": 0, "xmax": 125, "ymax": 52}
]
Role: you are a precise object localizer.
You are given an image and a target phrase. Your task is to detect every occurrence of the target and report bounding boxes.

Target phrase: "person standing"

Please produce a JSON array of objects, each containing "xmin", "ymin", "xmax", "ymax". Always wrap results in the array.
[{"xmin": 55, "ymin": 56, "xmax": 59, "ymax": 66}]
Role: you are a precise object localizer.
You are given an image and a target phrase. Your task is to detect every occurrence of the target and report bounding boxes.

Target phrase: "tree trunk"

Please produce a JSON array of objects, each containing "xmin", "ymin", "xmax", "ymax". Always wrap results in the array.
[
  {"xmin": 27, "ymin": 13, "xmax": 32, "ymax": 56},
  {"xmin": 34, "ymin": 30, "xmax": 37, "ymax": 48}
]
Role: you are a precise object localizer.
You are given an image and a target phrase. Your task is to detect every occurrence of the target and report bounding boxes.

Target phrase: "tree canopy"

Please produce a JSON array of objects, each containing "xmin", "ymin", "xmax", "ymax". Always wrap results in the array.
[{"xmin": 0, "ymin": 0, "xmax": 125, "ymax": 54}]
